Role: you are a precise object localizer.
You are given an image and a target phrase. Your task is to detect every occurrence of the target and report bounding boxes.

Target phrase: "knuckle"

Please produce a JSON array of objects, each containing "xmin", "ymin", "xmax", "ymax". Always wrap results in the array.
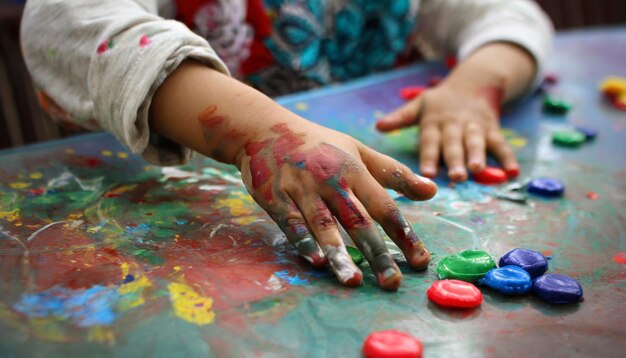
[
  {"xmin": 342, "ymin": 212, "xmax": 373, "ymax": 230},
  {"xmin": 310, "ymin": 209, "xmax": 337, "ymax": 230}
]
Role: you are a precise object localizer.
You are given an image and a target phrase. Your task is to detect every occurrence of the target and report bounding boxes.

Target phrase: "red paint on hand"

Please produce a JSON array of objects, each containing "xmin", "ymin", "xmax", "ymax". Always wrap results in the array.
[
  {"xmin": 473, "ymin": 166, "xmax": 507, "ymax": 185},
  {"xmin": 427, "ymin": 280, "xmax": 482, "ymax": 309},
  {"xmin": 399, "ymin": 86, "xmax": 426, "ymax": 101},
  {"xmin": 198, "ymin": 105, "xmax": 226, "ymax": 128},
  {"xmin": 362, "ymin": 330, "xmax": 423, "ymax": 358},
  {"xmin": 445, "ymin": 55, "xmax": 457, "ymax": 69},
  {"xmin": 544, "ymin": 74, "xmax": 559, "ymax": 84},
  {"xmin": 586, "ymin": 191, "xmax": 598, "ymax": 200},
  {"xmin": 249, "ymin": 156, "xmax": 271, "ymax": 189},
  {"xmin": 479, "ymin": 86, "xmax": 504, "ymax": 116},
  {"xmin": 270, "ymin": 124, "xmax": 305, "ymax": 165}
]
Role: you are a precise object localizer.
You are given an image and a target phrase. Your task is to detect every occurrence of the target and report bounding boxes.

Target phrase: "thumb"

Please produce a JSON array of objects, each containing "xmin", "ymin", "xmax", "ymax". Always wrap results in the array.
[{"xmin": 375, "ymin": 97, "xmax": 423, "ymax": 132}]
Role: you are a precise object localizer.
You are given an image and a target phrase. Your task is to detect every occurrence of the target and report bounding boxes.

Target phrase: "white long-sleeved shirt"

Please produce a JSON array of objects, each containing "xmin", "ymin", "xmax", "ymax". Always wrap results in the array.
[{"xmin": 20, "ymin": 0, "xmax": 553, "ymax": 165}]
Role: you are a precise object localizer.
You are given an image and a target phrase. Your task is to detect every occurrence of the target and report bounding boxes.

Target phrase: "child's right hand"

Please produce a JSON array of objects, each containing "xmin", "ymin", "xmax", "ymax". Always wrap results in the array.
[
  {"xmin": 234, "ymin": 119, "xmax": 437, "ymax": 291},
  {"xmin": 150, "ymin": 61, "xmax": 436, "ymax": 291}
]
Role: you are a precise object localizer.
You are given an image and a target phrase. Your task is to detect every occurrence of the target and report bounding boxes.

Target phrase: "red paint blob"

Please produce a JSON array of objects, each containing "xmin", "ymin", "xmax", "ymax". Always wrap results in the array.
[
  {"xmin": 505, "ymin": 167, "xmax": 520, "ymax": 179},
  {"xmin": 427, "ymin": 280, "xmax": 482, "ymax": 309},
  {"xmin": 613, "ymin": 252, "xmax": 626, "ymax": 265},
  {"xmin": 586, "ymin": 191, "xmax": 599, "ymax": 200},
  {"xmin": 362, "ymin": 330, "xmax": 423, "ymax": 358},
  {"xmin": 305, "ymin": 145, "xmax": 344, "ymax": 182},
  {"xmin": 399, "ymin": 86, "xmax": 426, "ymax": 101},
  {"xmin": 473, "ymin": 166, "xmax": 507, "ymax": 185}
]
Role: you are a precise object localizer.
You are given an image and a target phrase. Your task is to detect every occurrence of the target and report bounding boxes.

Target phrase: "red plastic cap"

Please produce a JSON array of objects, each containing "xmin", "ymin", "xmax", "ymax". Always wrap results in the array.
[
  {"xmin": 427, "ymin": 280, "xmax": 483, "ymax": 309},
  {"xmin": 363, "ymin": 330, "xmax": 423, "ymax": 358},
  {"xmin": 474, "ymin": 166, "xmax": 507, "ymax": 185}
]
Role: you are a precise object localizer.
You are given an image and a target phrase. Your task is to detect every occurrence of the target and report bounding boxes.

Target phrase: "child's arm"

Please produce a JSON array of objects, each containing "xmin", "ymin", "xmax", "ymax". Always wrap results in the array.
[
  {"xmin": 21, "ymin": 1, "xmax": 437, "ymax": 290},
  {"xmin": 150, "ymin": 60, "xmax": 437, "ymax": 291},
  {"xmin": 377, "ymin": 0, "xmax": 553, "ymax": 181}
]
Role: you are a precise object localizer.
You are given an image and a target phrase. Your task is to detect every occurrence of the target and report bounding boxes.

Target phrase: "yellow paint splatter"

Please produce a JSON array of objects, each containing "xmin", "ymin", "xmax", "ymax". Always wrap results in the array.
[
  {"xmin": 217, "ymin": 191, "xmax": 255, "ymax": 217},
  {"xmin": 87, "ymin": 326, "xmax": 115, "ymax": 345},
  {"xmin": 117, "ymin": 152, "xmax": 128, "ymax": 159},
  {"xmin": 101, "ymin": 150, "xmax": 113, "ymax": 156},
  {"xmin": 29, "ymin": 172, "xmax": 43, "ymax": 179},
  {"xmin": 118, "ymin": 276, "xmax": 151, "ymax": 295},
  {"xmin": 120, "ymin": 263, "xmax": 129, "ymax": 278},
  {"xmin": 508, "ymin": 137, "xmax": 528, "ymax": 148},
  {"xmin": 167, "ymin": 282, "xmax": 215, "ymax": 326},
  {"xmin": 117, "ymin": 276, "xmax": 152, "ymax": 310},
  {"xmin": 386, "ymin": 129, "xmax": 402, "ymax": 137},
  {"xmin": 65, "ymin": 148, "xmax": 75, "ymax": 154},
  {"xmin": 233, "ymin": 216, "xmax": 258, "ymax": 225},
  {"xmin": 173, "ymin": 266, "xmax": 182, "ymax": 271},
  {"xmin": 9, "ymin": 182, "xmax": 30, "ymax": 189},
  {"xmin": 0, "ymin": 209, "xmax": 20, "ymax": 222},
  {"xmin": 294, "ymin": 102, "xmax": 308, "ymax": 111}
]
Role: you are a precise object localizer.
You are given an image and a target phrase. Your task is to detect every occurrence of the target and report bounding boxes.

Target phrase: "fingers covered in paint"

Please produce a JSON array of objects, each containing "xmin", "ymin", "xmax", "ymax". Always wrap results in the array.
[
  {"xmin": 321, "ymin": 186, "xmax": 403, "ymax": 291},
  {"xmin": 352, "ymin": 179, "xmax": 430, "ymax": 270},
  {"xmin": 359, "ymin": 145, "xmax": 437, "ymax": 201},
  {"xmin": 288, "ymin": 193, "xmax": 363, "ymax": 287}
]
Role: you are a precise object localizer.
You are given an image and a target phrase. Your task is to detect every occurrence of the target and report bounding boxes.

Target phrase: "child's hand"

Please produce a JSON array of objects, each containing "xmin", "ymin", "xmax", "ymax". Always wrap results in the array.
[
  {"xmin": 375, "ymin": 43, "xmax": 537, "ymax": 181},
  {"xmin": 376, "ymin": 83, "xmax": 518, "ymax": 181},
  {"xmin": 234, "ymin": 120, "xmax": 437, "ymax": 291}
]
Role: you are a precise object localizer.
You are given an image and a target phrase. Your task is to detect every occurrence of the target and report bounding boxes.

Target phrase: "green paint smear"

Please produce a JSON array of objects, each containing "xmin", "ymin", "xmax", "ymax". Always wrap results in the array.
[
  {"xmin": 346, "ymin": 246, "xmax": 364, "ymax": 265},
  {"xmin": 436, "ymin": 250, "xmax": 496, "ymax": 282},
  {"xmin": 132, "ymin": 249, "xmax": 165, "ymax": 265},
  {"xmin": 552, "ymin": 130, "xmax": 586, "ymax": 147}
]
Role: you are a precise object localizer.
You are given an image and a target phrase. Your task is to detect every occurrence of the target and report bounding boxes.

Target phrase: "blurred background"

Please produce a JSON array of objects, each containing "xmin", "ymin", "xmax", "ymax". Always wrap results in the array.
[{"xmin": 1, "ymin": 0, "xmax": 625, "ymax": 150}]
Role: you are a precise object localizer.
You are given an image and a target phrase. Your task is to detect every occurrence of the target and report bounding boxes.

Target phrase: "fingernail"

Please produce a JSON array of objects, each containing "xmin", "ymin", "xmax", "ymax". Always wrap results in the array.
[
  {"xmin": 376, "ymin": 266, "xmax": 402, "ymax": 291},
  {"xmin": 415, "ymin": 174, "xmax": 435, "ymax": 186},
  {"xmin": 505, "ymin": 167, "xmax": 520, "ymax": 179},
  {"xmin": 421, "ymin": 166, "xmax": 436, "ymax": 177},
  {"xmin": 449, "ymin": 167, "xmax": 467, "ymax": 181}
]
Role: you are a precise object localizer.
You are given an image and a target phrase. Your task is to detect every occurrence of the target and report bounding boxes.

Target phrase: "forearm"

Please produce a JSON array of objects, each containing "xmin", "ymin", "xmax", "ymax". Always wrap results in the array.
[
  {"xmin": 443, "ymin": 42, "xmax": 537, "ymax": 105},
  {"xmin": 149, "ymin": 60, "xmax": 302, "ymax": 167}
]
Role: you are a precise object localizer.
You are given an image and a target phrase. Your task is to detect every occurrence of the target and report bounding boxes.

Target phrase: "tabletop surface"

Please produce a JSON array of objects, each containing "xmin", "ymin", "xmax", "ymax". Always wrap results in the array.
[{"xmin": 1, "ymin": 27, "xmax": 625, "ymax": 357}]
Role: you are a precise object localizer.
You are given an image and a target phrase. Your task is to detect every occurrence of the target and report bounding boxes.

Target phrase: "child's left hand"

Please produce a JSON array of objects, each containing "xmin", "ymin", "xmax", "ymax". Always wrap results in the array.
[
  {"xmin": 376, "ymin": 82, "xmax": 518, "ymax": 181},
  {"xmin": 375, "ymin": 43, "xmax": 537, "ymax": 182}
]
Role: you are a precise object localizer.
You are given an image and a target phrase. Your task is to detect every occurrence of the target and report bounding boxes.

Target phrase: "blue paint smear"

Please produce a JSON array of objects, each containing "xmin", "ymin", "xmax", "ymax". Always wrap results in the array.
[
  {"xmin": 13, "ymin": 285, "xmax": 120, "ymax": 327},
  {"xmin": 275, "ymin": 270, "xmax": 309, "ymax": 285},
  {"xmin": 123, "ymin": 274, "xmax": 135, "ymax": 283}
]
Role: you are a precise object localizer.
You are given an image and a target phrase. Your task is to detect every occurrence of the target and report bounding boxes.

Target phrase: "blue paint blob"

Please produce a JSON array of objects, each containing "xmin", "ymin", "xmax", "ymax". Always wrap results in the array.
[
  {"xmin": 13, "ymin": 285, "xmax": 120, "ymax": 327},
  {"xmin": 479, "ymin": 266, "xmax": 531, "ymax": 295},
  {"xmin": 532, "ymin": 274, "xmax": 583, "ymax": 304},
  {"xmin": 123, "ymin": 274, "xmax": 135, "ymax": 283},
  {"xmin": 275, "ymin": 270, "xmax": 308, "ymax": 285},
  {"xmin": 527, "ymin": 178, "xmax": 565, "ymax": 198},
  {"xmin": 575, "ymin": 126, "xmax": 597, "ymax": 140},
  {"xmin": 499, "ymin": 248, "xmax": 548, "ymax": 278}
]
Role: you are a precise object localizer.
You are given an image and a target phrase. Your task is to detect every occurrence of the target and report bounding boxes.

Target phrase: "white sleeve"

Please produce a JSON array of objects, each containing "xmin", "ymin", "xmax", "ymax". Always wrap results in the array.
[
  {"xmin": 21, "ymin": 0, "xmax": 230, "ymax": 165},
  {"xmin": 416, "ymin": 0, "xmax": 554, "ymax": 87}
]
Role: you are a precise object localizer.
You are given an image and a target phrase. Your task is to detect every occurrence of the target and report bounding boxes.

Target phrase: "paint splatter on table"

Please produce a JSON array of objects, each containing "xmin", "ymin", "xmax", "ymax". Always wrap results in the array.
[{"xmin": 1, "ymin": 28, "xmax": 625, "ymax": 357}]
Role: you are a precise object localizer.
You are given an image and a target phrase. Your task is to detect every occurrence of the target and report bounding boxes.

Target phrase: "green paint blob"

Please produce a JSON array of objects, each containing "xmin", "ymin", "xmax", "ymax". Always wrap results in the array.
[
  {"xmin": 552, "ymin": 130, "xmax": 586, "ymax": 147},
  {"xmin": 436, "ymin": 250, "xmax": 496, "ymax": 282},
  {"xmin": 346, "ymin": 246, "xmax": 364, "ymax": 265},
  {"xmin": 542, "ymin": 96, "xmax": 572, "ymax": 115}
]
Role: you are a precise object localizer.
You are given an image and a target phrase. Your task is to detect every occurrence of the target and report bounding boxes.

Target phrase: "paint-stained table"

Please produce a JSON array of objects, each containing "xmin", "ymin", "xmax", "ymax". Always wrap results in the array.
[{"xmin": 1, "ymin": 27, "xmax": 625, "ymax": 357}]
